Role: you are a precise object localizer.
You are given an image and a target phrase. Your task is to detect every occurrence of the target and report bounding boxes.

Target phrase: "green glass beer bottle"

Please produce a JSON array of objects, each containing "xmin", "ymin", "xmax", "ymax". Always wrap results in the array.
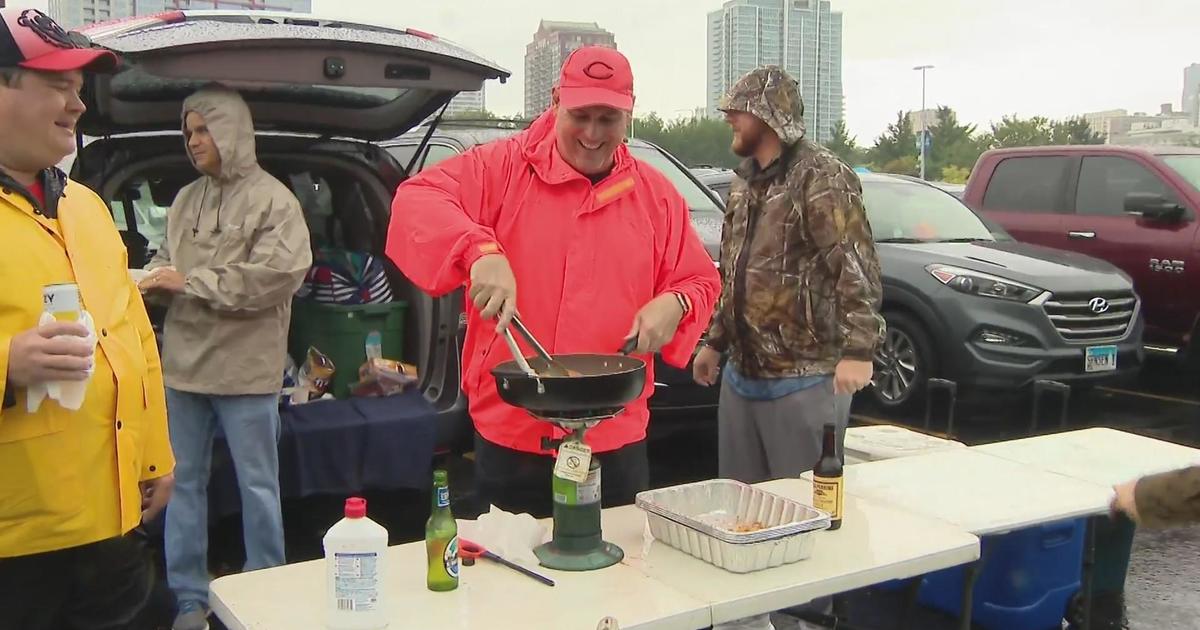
[{"xmin": 426, "ymin": 469, "xmax": 459, "ymax": 591}]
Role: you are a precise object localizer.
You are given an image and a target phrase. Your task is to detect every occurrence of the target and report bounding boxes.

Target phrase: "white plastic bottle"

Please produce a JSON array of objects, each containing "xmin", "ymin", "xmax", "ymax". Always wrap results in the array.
[{"xmin": 324, "ymin": 497, "xmax": 389, "ymax": 629}]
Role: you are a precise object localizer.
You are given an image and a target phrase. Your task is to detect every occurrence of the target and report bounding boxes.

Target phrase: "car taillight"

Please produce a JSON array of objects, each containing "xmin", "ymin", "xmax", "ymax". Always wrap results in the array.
[{"xmin": 405, "ymin": 28, "xmax": 437, "ymax": 40}]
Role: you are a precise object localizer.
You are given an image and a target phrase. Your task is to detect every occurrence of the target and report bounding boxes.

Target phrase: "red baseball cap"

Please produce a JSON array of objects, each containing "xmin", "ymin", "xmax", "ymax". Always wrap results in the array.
[
  {"xmin": 557, "ymin": 46, "xmax": 634, "ymax": 112},
  {"xmin": 0, "ymin": 8, "xmax": 119, "ymax": 74}
]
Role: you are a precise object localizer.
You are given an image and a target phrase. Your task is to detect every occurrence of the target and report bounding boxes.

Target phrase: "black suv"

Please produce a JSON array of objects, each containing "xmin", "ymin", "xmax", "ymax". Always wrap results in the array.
[{"xmin": 695, "ymin": 169, "xmax": 1145, "ymax": 410}]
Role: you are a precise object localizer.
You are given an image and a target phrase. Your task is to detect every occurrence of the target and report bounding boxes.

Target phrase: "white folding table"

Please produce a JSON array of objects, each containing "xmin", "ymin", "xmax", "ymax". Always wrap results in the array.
[
  {"xmin": 806, "ymin": 447, "xmax": 1117, "ymax": 630},
  {"xmin": 973, "ymin": 427, "xmax": 1200, "ymax": 487},
  {"xmin": 973, "ymin": 427, "xmax": 1200, "ymax": 630},
  {"xmin": 210, "ymin": 479, "xmax": 979, "ymax": 630},
  {"xmin": 210, "ymin": 527, "xmax": 712, "ymax": 630},
  {"xmin": 612, "ymin": 478, "xmax": 980, "ymax": 626}
]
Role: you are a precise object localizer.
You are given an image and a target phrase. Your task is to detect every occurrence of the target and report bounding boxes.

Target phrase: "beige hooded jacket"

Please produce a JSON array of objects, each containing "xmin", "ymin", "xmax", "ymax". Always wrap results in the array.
[{"xmin": 148, "ymin": 86, "xmax": 311, "ymax": 395}]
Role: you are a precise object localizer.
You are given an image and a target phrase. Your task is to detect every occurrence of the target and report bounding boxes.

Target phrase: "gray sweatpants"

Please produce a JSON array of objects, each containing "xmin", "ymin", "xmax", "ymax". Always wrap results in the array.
[
  {"xmin": 717, "ymin": 376, "xmax": 852, "ymax": 483},
  {"xmin": 715, "ymin": 377, "xmax": 852, "ymax": 630}
]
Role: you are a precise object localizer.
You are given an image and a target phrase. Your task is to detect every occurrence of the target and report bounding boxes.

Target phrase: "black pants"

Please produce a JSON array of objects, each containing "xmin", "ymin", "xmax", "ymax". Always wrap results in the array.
[
  {"xmin": 0, "ymin": 534, "xmax": 156, "ymax": 630},
  {"xmin": 474, "ymin": 433, "xmax": 650, "ymax": 518}
]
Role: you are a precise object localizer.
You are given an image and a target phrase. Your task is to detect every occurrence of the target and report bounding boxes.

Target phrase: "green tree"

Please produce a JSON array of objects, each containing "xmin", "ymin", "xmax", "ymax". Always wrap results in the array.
[
  {"xmin": 1050, "ymin": 117, "xmax": 1105, "ymax": 145},
  {"xmin": 986, "ymin": 115, "xmax": 1054, "ymax": 148},
  {"xmin": 880, "ymin": 156, "xmax": 920, "ymax": 177},
  {"xmin": 631, "ymin": 112, "xmax": 667, "ymax": 143},
  {"xmin": 443, "ymin": 108, "xmax": 499, "ymax": 120},
  {"xmin": 867, "ymin": 111, "xmax": 918, "ymax": 171},
  {"xmin": 928, "ymin": 106, "xmax": 987, "ymax": 179},
  {"xmin": 652, "ymin": 116, "xmax": 738, "ymax": 169},
  {"xmin": 826, "ymin": 119, "xmax": 866, "ymax": 166},
  {"xmin": 940, "ymin": 165, "xmax": 971, "ymax": 184},
  {"xmin": 628, "ymin": 113, "xmax": 738, "ymax": 168}
]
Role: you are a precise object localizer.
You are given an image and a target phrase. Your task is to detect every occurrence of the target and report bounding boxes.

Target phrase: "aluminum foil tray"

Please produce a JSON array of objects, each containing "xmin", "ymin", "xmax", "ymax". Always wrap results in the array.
[{"xmin": 635, "ymin": 479, "xmax": 830, "ymax": 573}]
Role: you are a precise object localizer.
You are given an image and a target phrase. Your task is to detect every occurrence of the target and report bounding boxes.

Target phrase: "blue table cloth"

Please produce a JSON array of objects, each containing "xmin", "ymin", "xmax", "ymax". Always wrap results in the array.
[{"xmin": 208, "ymin": 390, "xmax": 438, "ymax": 520}]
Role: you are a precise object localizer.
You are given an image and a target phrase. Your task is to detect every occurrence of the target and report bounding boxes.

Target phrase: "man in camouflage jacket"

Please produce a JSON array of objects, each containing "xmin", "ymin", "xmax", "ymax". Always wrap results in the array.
[
  {"xmin": 694, "ymin": 66, "xmax": 885, "ymax": 483},
  {"xmin": 1112, "ymin": 465, "xmax": 1200, "ymax": 528}
]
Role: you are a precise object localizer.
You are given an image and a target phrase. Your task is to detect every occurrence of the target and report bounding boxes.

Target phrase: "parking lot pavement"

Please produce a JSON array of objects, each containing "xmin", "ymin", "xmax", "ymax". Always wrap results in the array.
[{"xmin": 851, "ymin": 359, "xmax": 1199, "ymax": 449}]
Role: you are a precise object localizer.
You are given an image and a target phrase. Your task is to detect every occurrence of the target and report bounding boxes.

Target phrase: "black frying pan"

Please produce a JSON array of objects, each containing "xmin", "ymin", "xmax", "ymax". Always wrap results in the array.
[{"xmin": 491, "ymin": 322, "xmax": 646, "ymax": 416}]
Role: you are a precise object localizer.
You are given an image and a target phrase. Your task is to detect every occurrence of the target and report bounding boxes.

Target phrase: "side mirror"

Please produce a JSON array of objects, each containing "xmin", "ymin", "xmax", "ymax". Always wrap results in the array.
[{"xmin": 1124, "ymin": 192, "xmax": 1186, "ymax": 223}]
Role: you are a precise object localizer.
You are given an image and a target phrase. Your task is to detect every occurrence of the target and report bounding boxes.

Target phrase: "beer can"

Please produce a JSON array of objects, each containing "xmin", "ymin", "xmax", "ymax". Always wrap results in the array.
[{"xmin": 43, "ymin": 283, "xmax": 82, "ymax": 321}]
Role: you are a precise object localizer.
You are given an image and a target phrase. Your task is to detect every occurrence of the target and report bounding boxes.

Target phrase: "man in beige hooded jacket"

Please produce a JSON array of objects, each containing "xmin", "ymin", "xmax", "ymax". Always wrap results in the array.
[{"xmin": 141, "ymin": 85, "xmax": 311, "ymax": 630}]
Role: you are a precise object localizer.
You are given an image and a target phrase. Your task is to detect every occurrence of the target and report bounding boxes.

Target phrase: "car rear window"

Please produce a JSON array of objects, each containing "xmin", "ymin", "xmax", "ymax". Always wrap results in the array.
[
  {"xmin": 385, "ymin": 142, "xmax": 461, "ymax": 175},
  {"xmin": 981, "ymin": 156, "xmax": 1072, "ymax": 213},
  {"xmin": 628, "ymin": 145, "xmax": 722, "ymax": 215}
]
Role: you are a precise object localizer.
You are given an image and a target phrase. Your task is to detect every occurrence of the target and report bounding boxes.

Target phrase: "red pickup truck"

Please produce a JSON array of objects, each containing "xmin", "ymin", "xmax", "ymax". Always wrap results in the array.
[{"xmin": 965, "ymin": 146, "xmax": 1200, "ymax": 362}]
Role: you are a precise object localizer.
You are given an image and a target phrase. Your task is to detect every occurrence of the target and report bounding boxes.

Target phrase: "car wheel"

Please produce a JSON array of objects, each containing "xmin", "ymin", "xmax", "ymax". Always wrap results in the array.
[{"xmin": 869, "ymin": 311, "xmax": 936, "ymax": 411}]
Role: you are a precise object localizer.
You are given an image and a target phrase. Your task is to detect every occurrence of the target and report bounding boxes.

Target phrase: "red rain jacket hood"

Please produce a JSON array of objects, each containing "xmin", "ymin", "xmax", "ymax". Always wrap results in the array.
[{"xmin": 386, "ymin": 109, "xmax": 719, "ymax": 453}]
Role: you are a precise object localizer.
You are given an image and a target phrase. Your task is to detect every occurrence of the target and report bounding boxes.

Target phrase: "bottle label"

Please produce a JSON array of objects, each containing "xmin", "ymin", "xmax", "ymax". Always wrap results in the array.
[
  {"xmin": 812, "ymin": 475, "xmax": 844, "ymax": 521},
  {"xmin": 553, "ymin": 441, "xmax": 593, "ymax": 484},
  {"xmin": 443, "ymin": 536, "xmax": 460, "ymax": 579},
  {"xmin": 553, "ymin": 466, "xmax": 601, "ymax": 506},
  {"xmin": 332, "ymin": 552, "xmax": 379, "ymax": 612},
  {"xmin": 576, "ymin": 467, "xmax": 601, "ymax": 504},
  {"xmin": 43, "ymin": 283, "xmax": 81, "ymax": 321},
  {"xmin": 436, "ymin": 486, "xmax": 449, "ymax": 508}
]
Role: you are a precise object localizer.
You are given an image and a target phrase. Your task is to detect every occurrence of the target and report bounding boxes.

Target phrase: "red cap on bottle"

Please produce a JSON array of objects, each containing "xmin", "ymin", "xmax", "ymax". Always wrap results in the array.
[{"xmin": 344, "ymin": 497, "xmax": 367, "ymax": 519}]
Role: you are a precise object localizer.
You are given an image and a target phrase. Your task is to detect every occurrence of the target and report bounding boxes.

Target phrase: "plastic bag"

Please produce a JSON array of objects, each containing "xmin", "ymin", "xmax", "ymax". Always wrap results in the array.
[
  {"xmin": 350, "ymin": 358, "xmax": 419, "ymax": 397},
  {"xmin": 291, "ymin": 346, "xmax": 335, "ymax": 405}
]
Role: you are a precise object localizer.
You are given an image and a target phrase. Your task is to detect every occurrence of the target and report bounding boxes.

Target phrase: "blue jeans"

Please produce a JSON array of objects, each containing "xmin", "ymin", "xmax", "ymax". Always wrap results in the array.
[{"xmin": 164, "ymin": 389, "xmax": 285, "ymax": 606}]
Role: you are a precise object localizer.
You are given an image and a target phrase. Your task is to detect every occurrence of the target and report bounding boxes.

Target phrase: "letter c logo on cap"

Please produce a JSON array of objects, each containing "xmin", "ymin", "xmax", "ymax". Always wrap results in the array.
[{"xmin": 584, "ymin": 62, "xmax": 615, "ymax": 80}]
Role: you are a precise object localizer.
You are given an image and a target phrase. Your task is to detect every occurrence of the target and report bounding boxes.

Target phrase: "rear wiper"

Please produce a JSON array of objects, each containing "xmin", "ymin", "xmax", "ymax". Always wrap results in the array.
[{"xmin": 876, "ymin": 237, "xmax": 927, "ymax": 243}]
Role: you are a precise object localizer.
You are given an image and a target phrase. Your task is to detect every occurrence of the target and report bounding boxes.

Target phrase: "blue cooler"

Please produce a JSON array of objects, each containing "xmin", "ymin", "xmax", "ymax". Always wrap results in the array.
[{"xmin": 918, "ymin": 518, "xmax": 1086, "ymax": 630}]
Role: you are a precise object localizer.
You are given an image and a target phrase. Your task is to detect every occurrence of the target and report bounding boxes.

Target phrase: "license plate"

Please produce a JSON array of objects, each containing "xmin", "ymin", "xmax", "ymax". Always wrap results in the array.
[{"xmin": 1085, "ymin": 345, "xmax": 1118, "ymax": 373}]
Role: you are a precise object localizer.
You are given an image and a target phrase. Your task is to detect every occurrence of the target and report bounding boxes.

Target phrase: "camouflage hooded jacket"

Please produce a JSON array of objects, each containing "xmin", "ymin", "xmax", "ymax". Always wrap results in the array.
[
  {"xmin": 706, "ymin": 67, "xmax": 885, "ymax": 378},
  {"xmin": 1135, "ymin": 465, "xmax": 1200, "ymax": 528}
]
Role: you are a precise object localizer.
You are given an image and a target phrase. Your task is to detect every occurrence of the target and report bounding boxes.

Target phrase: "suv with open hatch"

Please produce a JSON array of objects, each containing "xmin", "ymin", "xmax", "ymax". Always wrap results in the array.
[
  {"xmin": 72, "ymin": 10, "xmax": 511, "ymax": 452},
  {"xmin": 73, "ymin": 11, "xmax": 722, "ymax": 451}
]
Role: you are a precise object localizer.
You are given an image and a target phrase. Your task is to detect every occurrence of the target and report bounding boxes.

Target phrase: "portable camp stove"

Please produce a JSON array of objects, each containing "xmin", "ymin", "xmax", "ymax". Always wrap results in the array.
[
  {"xmin": 490, "ymin": 317, "xmax": 645, "ymax": 572},
  {"xmin": 530, "ymin": 407, "xmax": 625, "ymax": 571}
]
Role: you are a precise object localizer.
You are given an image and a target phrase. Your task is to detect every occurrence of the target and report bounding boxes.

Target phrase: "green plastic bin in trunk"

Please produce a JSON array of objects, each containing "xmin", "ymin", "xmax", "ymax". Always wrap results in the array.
[{"xmin": 288, "ymin": 299, "xmax": 408, "ymax": 399}]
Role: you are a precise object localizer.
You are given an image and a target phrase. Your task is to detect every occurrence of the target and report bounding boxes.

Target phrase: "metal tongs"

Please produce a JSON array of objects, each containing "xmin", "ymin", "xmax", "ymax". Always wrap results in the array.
[{"xmin": 500, "ymin": 314, "xmax": 572, "ymax": 378}]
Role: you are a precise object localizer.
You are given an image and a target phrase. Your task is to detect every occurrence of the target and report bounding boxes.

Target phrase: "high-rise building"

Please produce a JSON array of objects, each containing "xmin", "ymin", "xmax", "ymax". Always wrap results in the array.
[
  {"xmin": 908, "ymin": 108, "xmax": 938, "ymax": 135},
  {"xmin": 1183, "ymin": 63, "xmax": 1200, "ymax": 126},
  {"xmin": 524, "ymin": 20, "xmax": 616, "ymax": 117},
  {"xmin": 707, "ymin": 0, "xmax": 844, "ymax": 144},
  {"xmin": 445, "ymin": 89, "xmax": 486, "ymax": 117},
  {"xmin": 1081, "ymin": 107, "xmax": 1195, "ymax": 144},
  {"xmin": 49, "ymin": 0, "xmax": 312, "ymax": 30},
  {"xmin": 1082, "ymin": 109, "xmax": 1130, "ymax": 143}
]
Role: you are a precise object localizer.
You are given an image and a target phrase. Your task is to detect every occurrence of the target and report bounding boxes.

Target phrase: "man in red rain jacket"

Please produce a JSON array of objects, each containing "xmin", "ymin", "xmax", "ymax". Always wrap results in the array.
[{"xmin": 386, "ymin": 46, "xmax": 720, "ymax": 516}]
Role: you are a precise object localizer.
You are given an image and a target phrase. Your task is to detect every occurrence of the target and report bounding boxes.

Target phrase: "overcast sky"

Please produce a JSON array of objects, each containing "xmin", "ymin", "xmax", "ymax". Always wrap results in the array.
[
  {"xmin": 19, "ymin": 0, "xmax": 1200, "ymax": 143},
  {"xmin": 309, "ymin": 0, "xmax": 1200, "ymax": 143}
]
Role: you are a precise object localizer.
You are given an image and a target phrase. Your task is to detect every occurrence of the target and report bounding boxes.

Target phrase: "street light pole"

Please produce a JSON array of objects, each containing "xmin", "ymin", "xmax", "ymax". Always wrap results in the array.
[{"xmin": 913, "ymin": 64, "xmax": 934, "ymax": 180}]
